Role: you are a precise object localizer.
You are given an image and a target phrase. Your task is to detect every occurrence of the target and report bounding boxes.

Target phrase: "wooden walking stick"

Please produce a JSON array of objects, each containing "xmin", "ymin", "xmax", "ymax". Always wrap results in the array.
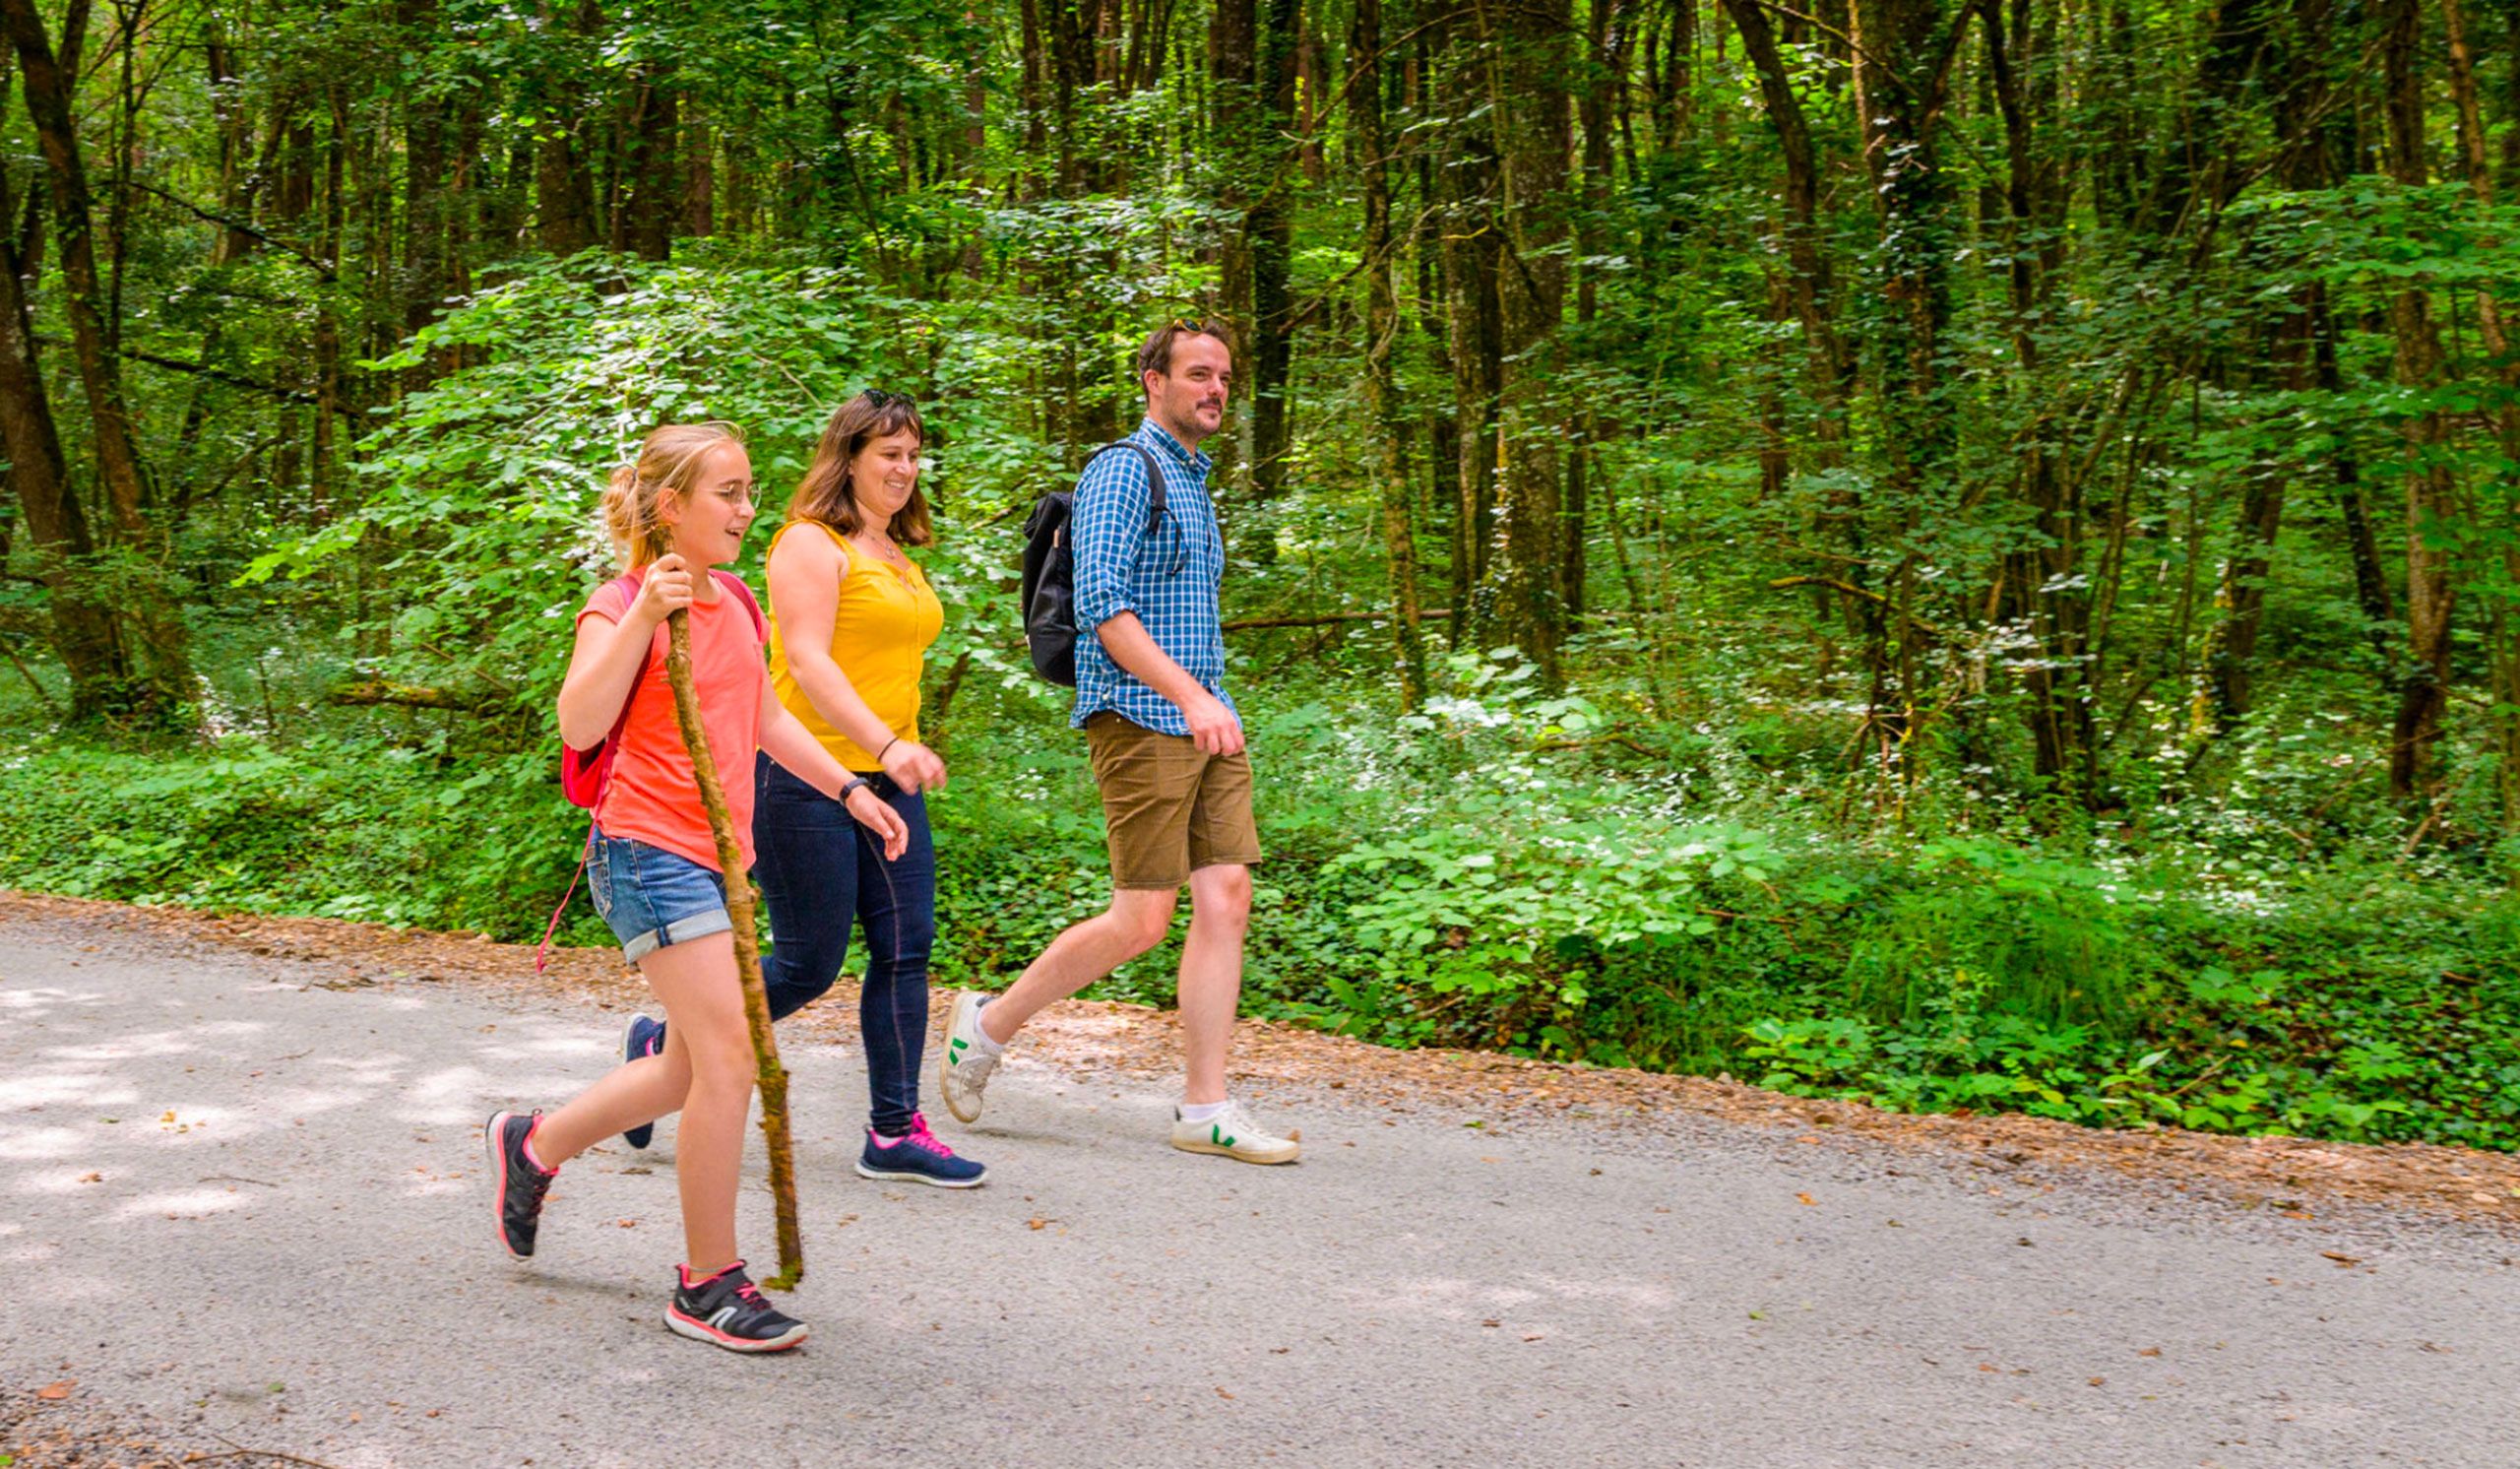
[{"xmin": 662, "ymin": 606, "xmax": 806, "ymax": 1290}]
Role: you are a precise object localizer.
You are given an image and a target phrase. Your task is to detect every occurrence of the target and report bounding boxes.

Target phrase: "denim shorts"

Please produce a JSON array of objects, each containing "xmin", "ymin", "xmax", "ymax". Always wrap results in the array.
[{"xmin": 588, "ymin": 833, "xmax": 731, "ymax": 963}]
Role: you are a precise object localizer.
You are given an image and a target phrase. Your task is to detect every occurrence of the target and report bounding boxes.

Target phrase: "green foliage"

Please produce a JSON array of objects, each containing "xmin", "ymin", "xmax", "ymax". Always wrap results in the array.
[{"xmin": 13, "ymin": 0, "xmax": 2520, "ymax": 1166}]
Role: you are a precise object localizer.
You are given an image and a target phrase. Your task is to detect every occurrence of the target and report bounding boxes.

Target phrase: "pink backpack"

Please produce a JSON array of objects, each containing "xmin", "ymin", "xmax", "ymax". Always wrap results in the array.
[{"xmin": 538, "ymin": 567, "xmax": 767, "ymax": 972}]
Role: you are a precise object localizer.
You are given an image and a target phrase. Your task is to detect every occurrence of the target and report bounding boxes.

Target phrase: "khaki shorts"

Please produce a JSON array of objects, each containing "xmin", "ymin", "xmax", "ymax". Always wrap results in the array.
[{"xmin": 1084, "ymin": 711, "xmax": 1262, "ymax": 889}]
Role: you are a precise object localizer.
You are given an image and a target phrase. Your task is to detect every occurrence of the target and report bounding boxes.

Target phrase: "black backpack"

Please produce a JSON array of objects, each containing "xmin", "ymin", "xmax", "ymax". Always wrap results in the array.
[{"xmin": 1020, "ymin": 440, "xmax": 1168, "ymax": 686}]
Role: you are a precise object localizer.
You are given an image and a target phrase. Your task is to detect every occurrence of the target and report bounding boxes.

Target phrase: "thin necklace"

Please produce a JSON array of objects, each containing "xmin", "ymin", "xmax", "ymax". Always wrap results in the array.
[{"xmin": 853, "ymin": 528, "xmax": 911, "ymax": 575}]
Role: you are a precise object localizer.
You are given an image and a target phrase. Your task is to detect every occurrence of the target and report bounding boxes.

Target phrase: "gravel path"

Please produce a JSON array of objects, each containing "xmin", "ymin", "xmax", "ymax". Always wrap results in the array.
[{"xmin": 4, "ymin": 906, "xmax": 2515, "ymax": 1468}]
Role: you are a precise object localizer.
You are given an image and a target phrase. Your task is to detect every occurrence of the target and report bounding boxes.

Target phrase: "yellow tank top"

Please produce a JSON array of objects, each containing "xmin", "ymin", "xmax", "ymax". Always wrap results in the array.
[{"xmin": 766, "ymin": 520, "xmax": 944, "ymax": 772}]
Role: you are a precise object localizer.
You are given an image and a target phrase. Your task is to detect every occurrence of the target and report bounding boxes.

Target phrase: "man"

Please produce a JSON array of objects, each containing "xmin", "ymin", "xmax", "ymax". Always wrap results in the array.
[{"xmin": 936, "ymin": 319, "xmax": 1297, "ymax": 1164}]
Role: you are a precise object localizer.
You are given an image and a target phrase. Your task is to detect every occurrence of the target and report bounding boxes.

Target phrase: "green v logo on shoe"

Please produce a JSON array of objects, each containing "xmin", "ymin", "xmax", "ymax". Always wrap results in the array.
[
  {"xmin": 1211, "ymin": 1123, "xmax": 1234, "ymax": 1147},
  {"xmin": 949, "ymin": 1037, "xmax": 967, "ymax": 1065}
]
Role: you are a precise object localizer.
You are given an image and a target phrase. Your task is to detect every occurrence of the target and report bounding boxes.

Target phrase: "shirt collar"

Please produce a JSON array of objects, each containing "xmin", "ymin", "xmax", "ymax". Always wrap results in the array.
[{"xmin": 1135, "ymin": 416, "xmax": 1213, "ymax": 475}]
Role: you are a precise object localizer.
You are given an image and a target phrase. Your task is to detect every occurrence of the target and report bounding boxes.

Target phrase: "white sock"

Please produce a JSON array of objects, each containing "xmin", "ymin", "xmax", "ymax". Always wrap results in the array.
[
  {"xmin": 969, "ymin": 998, "xmax": 1008, "ymax": 1054},
  {"xmin": 1179, "ymin": 1098, "xmax": 1231, "ymax": 1124}
]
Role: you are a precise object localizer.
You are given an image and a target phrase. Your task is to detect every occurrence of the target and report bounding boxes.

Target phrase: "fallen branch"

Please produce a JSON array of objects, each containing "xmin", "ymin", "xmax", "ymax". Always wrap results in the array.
[
  {"xmin": 186, "ymin": 1435, "xmax": 347, "ymax": 1469},
  {"xmin": 1766, "ymin": 576, "xmax": 1955, "ymax": 642},
  {"xmin": 1225, "ymin": 607, "xmax": 1453, "ymax": 632},
  {"xmin": 1535, "ymin": 734, "xmax": 1665, "ymax": 760},
  {"xmin": 327, "ymin": 679, "xmax": 494, "ymax": 712}
]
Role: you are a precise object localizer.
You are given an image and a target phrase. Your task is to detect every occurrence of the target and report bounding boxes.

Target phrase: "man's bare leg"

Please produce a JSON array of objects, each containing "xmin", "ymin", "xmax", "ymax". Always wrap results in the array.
[
  {"xmin": 979, "ymin": 887, "xmax": 1178, "ymax": 1045},
  {"xmin": 1176, "ymin": 863, "xmax": 1252, "ymax": 1106}
]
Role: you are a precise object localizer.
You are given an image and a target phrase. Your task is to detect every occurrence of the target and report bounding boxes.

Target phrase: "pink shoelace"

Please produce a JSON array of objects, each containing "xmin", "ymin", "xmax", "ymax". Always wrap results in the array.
[{"xmin": 902, "ymin": 1114, "xmax": 956, "ymax": 1158}]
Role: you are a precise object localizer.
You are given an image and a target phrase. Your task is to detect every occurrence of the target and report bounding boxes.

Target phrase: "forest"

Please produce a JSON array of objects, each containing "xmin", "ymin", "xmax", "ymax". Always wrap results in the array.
[{"xmin": 0, "ymin": 0, "xmax": 2515, "ymax": 1147}]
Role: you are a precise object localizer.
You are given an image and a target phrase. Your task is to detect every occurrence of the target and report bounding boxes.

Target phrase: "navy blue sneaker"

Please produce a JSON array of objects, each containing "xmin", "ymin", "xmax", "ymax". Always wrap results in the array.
[
  {"xmin": 484, "ymin": 1110, "xmax": 557, "ymax": 1259},
  {"xmin": 620, "ymin": 1013, "xmax": 663, "ymax": 1150},
  {"xmin": 854, "ymin": 1113, "xmax": 986, "ymax": 1188},
  {"xmin": 665, "ymin": 1260, "xmax": 808, "ymax": 1353}
]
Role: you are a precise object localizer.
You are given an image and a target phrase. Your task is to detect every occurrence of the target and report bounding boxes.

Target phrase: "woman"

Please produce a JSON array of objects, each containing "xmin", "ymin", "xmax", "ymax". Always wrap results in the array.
[
  {"xmin": 488, "ymin": 420, "xmax": 909, "ymax": 1353},
  {"xmin": 622, "ymin": 390, "xmax": 982, "ymax": 1186}
]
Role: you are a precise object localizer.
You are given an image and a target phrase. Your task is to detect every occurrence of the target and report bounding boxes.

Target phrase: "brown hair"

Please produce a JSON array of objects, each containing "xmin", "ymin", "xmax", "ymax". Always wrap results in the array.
[
  {"xmin": 600, "ymin": 420, "xmax": 745, "ymax": 570},
  {"xmin": 786, "ymin": 390, "xmax": 934, "ymax": 546},
  {"xmin": 1135, "ymin": 318, "xmax": 1236, "ymax": 391}
]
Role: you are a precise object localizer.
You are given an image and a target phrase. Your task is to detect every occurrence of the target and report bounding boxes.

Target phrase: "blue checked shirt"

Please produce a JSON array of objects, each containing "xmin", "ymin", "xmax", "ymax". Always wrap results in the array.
[{"xmin": 1070, "ymin": 417, "xmax": 1235, "ymax": 735}]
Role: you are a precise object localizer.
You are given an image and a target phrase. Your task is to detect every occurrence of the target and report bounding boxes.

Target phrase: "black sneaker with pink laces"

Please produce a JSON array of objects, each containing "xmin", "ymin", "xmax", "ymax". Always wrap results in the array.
[
  {"xmin": 853, "ymin": 1112, "xmax": 987, "ymax": 1187},
  {"xmin": 664, "ymin": 1261, "xmax": 809, "ymax": 1353}
]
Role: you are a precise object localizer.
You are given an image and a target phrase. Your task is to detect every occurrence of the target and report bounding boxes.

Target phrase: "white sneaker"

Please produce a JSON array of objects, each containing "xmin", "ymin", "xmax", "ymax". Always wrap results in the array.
[
  {"xmin": 1169, "ymin": 1102, "xmax": 1300, "ymax": 1165},
  {"xmin": 937, "ymin": 990, "xmax": 1001, "ymax": 1124}
]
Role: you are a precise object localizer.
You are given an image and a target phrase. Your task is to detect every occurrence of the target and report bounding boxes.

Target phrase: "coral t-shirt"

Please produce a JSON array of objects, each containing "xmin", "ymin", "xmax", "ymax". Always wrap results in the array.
[{"xmin": 578, "ymin": 575, "xmax": 767, "ymax": 873}]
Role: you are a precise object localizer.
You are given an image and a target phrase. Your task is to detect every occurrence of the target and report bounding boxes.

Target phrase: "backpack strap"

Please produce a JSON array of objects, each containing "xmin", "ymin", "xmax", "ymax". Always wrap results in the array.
[
  {"xmin": 535, "ymin": 822, "xmax": 600, "ymax": 978},
  {"xmin": 541, "ymin": 569, "xmax": 649, "ymax": 978},
  {"xmin": 1084, "ymin": 440, "xmax": 1167, "ymax": 536},
  {"xmin": 710, "ymin": 569, "xmax": 770, "ymax": 642},
  {"xmin": 593, "ymin": 569, "xmax": 651, "ymax": 805}
]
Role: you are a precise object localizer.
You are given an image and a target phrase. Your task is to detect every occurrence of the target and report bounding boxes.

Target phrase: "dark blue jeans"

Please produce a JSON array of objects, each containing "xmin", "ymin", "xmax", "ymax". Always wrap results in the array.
[{"xmin": 751, "ymin": 751, "xmax": 937, "ymax": 1136}]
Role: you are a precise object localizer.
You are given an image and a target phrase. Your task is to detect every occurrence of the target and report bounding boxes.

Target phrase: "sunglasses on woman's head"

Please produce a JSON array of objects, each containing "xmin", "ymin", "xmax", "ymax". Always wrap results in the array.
[{"xmin": 861, "ymin": 388, "xmax": 905, "ymax": 409}]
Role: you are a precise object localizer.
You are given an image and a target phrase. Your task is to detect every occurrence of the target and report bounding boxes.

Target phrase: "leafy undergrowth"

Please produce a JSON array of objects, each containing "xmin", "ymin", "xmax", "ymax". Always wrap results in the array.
[{"xmin": 7, "ymin": 685, "xmax": 2513, "ymax": 1154}]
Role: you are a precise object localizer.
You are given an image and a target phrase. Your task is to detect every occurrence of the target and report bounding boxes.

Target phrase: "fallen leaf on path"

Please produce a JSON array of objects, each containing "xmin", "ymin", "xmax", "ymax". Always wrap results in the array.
[
  {"xmin": 1215, "ymin": 1387, "xmax": 1234, "ymax": 1400},
  {"xmin": 2321, "ymin": 1250, "xmax": 2360, "ymax": 1267},
  {"xmin": 1796, "ymin": 1192, "xmax": 1816, "ymax": 1206},
  {"xmin": 2088, "ymin": 1376, "xmax": 2106, "ymax": 1387},
  {"xmin": 1027, "ymin": 1217, "xmax": 1046, "ymax": 1231},
  {"xmin": 77, "ymin": 1173, "xmax": 100, "ymax": 1183},
  {"xmin": 37, "ymin": 1381, "xmax": 72, "ymax": 1400},
  {"xmin": 2137, "ymin": 1348, "xmax": 2162, "ymax": 1357},
  {"xmin": 1481, "ymin": 1319, "xmax": 1501, "ymax": 1328}
]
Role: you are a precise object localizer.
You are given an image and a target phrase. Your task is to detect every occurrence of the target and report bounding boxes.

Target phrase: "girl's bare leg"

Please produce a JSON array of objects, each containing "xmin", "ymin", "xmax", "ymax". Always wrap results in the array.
[{"xmin": 526, "ymin": 931, "xmax": 754, "ymax": 1274}]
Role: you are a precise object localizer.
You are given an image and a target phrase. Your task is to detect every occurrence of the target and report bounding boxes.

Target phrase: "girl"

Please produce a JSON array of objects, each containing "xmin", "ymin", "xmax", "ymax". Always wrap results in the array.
[
  {"xmin": 485, "ymin": 421, "xmax": 908, "ymax": 1354},
  {"xmin": 621, "ymin": 391, "xmax": 983, "ymax": 1186}
]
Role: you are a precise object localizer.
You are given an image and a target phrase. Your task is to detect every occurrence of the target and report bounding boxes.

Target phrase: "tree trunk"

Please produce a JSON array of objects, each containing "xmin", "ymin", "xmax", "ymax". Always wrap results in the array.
[
  {"xmin": 0, "ymin": 0, "xmax": 192, "ymax": 715},
  {"xmin": 626, "ymin": 70, "xmax": 679, "ymax": 261},
  {"xmin": 1480, "ymin": 0, "xmax": 1574, "ymax": 684},
  {"xmin": 2206, "ymin": 0, "xmax": 2345, "ymax": 731},
  {"xmin": 1984, "ymin": 0, "xmax": 2092, "ymax": 798},
  {"xmin": 1846, "ymin": 0, "xmax": 1967, "ymax": 745},
  {"xmin": 1437, "ymin": 11, "xmax": 1505, "ymax": 642},
  {"xmin": 2443, "ymin": 0, "xmax": 2520, "ymax": 831},
  {"xmin": 0, "ymin": 140, "xmax": 125, "ymax": 716},
  {"xmin": 400, "ymin": 0, "xmax": 449, "ymax": 345},
  {"xmin": 535, "ymin": 0, "xmax": 599, "ymax": 256},
  {"xmin": 1212, "ymin": 0, "xmax": 1258, "ymax": 494},
  {"xmin": 1246, "ymin": 0, "xmax": 1300, "ymax": 500},
  {"xmin": 1354, "ymin": 0, "xmax": 1427, "ymax": 706},
  {"xmin": 2381, "ymin": 0, "xmax": 2454, "ymax": 800},
  {"xmin": 683, "ymin": 115, "xmax": 715, "ymax": 239}
]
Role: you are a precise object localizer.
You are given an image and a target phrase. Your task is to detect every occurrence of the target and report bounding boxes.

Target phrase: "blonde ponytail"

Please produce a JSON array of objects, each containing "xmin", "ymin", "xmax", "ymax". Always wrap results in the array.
[{"xmin": 599, "ymin": 420, "xmax": 746, "ymax": 570}]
